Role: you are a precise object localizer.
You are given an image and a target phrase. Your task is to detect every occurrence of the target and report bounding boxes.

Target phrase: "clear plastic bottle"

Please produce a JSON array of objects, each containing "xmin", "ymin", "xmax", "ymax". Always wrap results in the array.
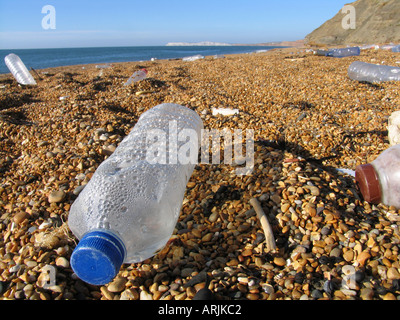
[
  {"xmin": 95, "ymin": 64, "xmax": 112, "ymax": 69},
  {"xmin": 326, "ymin": 47, "xmax": 360, "ymax": 58},
  {"xmin": 4, "ymin": 53, "xmax": 37, "ymax": 85},
  {"xmin": 124, "ymin": 69, "xmax": 148, "ymax": 86},
  {"xmin": 68, "ymin": 103, "xmax": 203, "ymax": 285},
  {"xmin": 348, "ymin": 61, "xmax": 400, "ymax": 83},
  {"xmin": 314, "ymin": 49, "xmax": 329, "ymax": 56},
  {"xmin": 392, "ymin": 45, "xmax": 400, "ymax": 53},
  {"xmin": 355, "ymin": 144, "xmax": 400, "ymax": 209},
  {"xmin": 182, "ymin": 54, "xmax": 205, "ymax": 62}
]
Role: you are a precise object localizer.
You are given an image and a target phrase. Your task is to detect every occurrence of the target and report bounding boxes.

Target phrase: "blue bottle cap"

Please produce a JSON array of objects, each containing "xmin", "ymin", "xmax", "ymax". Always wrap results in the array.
[{"xmin": 70, "ymin": 230, "xmax": 126, "ymax": 286}]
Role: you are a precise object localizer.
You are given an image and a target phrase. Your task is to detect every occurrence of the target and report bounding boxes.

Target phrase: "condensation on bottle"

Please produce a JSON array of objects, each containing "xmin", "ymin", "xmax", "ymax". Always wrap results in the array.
[{"xmin": 68, "ymin": 103, "xmax": 203, "ymax": 285}]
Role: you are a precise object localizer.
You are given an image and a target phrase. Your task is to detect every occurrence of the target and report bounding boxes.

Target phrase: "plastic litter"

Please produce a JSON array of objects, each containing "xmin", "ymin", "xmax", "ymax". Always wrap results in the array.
[
  {"xmin": 380, "ymin": 44, "xmax": 395, "ymax": 50},
  {"xmin": 124, "ymin": 69, "xmax": 148, "ymax": 86},
  {"xmin": 212, "ymin": 108, "xmax": 239, "ymax": 116},
  {"xmin": 388, "ymin": 111, "xmax": 400, "ymax": 146},
  {"xmin": 326, "ymin": 47, "xmax": 360, "ymax": 58},
  {"xmin": 392, "ymin": 45, "xmax": 400, "ymax": 53},
  {"xmin": 135, "ymin": 90, "xmax": 153, "ymax": 96},
  {"xmin": 4, "ymin": 53, "xmax": 37, "ymax": 85},
  {"xmin": 360, "ymin": 44, "xmax": 379, "ymax": 50},
  {"xmin": 356, "ymin": 144, "xmax": 400, "ymax": 209},
  {"xmin": 95, "ymin": 64, "xmax": 112, "ymax": 69},
  {"xmin": 336, "ymin": 168, "xmax": 355, "ymax": 177},
  {"xmin": 348, "ymin": 61, "xmax": 400, "ymax": 83},
  {"xmin": 314, "ymin": 49, "xmax": 329, "ymax": 56},
  {"xmin": 182, "ymin": 54, "xmax": 205, "ymax": 62},
  {"xmin": 68, "ymin": 103, "xmax": 203, "ymax": 285},
  {"xmin": 30, "ymin": 67, "xmax": 42, "ymax": 81}
]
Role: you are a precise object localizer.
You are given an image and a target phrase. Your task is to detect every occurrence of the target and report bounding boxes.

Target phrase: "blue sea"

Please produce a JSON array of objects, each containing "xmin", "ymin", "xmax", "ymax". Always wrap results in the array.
[{"xmin": 0, "ymin": 46, "xmax": 282, "ymax": 74}]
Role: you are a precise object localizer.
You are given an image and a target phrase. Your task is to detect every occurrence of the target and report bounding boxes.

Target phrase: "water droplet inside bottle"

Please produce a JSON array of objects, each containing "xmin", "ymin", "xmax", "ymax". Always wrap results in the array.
[{"xmin": 140, "ymin": 225, "xmax": 148, "ymax": 233}]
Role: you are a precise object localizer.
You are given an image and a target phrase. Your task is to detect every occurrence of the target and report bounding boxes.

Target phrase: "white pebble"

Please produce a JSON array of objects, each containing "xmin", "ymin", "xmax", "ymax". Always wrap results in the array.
[
  {"xmin": 39, "ymin": 221, "xmax": 52, "ymax": 230},
  {"xmin": 140, "ymin": 290, "xmax": 153, "ymax": 300},
  {"xmin": 9, "ymin": 264, "xmax": 21, "ymax": 273},
  {"xmin": 262, "ymin": 283, "xmax": 275, "ymax": 294},
  {"xmin": 99, "ymin": 134, "xmax": 109, "ymax": 141},
  {"xmin": 28, "ymin": 226, "xmax": 37, "ymax": 233},
  {"xmin": 55, "ymin": 257, "xmax": 70, "ymax": 268}
]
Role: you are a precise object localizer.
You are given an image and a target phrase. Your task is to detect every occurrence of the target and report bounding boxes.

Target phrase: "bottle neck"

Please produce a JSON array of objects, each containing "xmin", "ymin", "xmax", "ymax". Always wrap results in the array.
[
  {"xmin": 355, "ymin": 163, "xmax": 382, "ymax": 204},
  {"xmin": 70, "ymin": 229, "xmax": 126, "ymax": 285}
]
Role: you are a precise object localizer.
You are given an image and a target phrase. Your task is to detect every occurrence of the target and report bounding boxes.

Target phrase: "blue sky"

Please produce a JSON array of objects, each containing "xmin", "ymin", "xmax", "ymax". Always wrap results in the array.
[{"xmin": 0, "ymin": 0, "xmax": 351, "ymax": 49}]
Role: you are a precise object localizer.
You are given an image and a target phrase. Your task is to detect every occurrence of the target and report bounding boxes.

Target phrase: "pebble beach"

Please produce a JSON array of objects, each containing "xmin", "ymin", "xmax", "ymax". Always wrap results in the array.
[{"xmin": 1, "ymin": 47, "xmax": 400, "ymax": 301}]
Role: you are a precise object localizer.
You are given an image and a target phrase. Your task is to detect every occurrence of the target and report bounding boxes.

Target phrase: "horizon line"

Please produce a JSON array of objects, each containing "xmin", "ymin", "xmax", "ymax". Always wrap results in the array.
[{"xmin": 0, "ymin": 42, "xmax": 295, "ymax": 51}]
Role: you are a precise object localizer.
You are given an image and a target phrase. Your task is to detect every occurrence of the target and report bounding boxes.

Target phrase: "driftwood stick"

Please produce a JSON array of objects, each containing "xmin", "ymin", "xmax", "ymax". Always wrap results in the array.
[
  {"xmin": 250, "ymin": 198, "xmax": 277, "ymax": 252},
  {"xmin": 30, "ymin": 67, "xmax": 42, "ymax": 81}
]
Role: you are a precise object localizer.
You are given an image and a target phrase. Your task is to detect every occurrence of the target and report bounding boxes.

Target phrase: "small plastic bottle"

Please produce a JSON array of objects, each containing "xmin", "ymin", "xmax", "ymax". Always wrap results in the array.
[
  {"xmin": 355, "ymin": 144, "xmax": 400, "ymax": 209},
  {"xmin": 392, "ymin": 45, "xmax": 400, "ymax": 53},
  {"xmin": 4, "ymin": 53, "xmax": 37, "ymax": 85},
  {"xmin": 95, "ymin": 64, "xmax": 112, "ymax": 69},
  {"xmin": 124, "ymin": 69, "xmax": 148, "ymax": 86},
  {"xmin": 68, "ymin": 103, "xmax": 203, "ymax": 285},
  {"xmin": 314, "ymin": 49, "xmax": 329, "ymax": 56},
  {"xmin": 182, "ymin": 54, "xmax": 205, "ymax": 62},
  {"xmin": 326, "ymin": 47, "xmax": 360, "ymax": 58},
  {"xmin": 348, "ymin": 61, "xmax": 400, "ymax": 83}
]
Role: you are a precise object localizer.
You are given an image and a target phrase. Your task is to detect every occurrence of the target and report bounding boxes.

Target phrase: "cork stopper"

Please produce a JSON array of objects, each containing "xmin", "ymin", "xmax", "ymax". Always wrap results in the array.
[{"xmin": 355, "ymin": 163, "xmax": 382, "ymax": 204}]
